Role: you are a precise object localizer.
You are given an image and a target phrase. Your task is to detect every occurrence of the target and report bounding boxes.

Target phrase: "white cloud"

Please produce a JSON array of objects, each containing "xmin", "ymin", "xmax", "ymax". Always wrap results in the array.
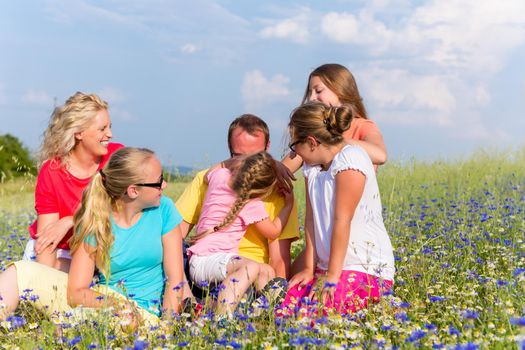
[
  {"xmin": 110, "ymin": 108, "xmax": 135, "ymax": 122},
  {"xmin": 98, "ymin": 87, "xmax": 125, "ymax": 104},
  {"xmin": 181, "ymin": 43, "xmax": 199, "ymax": 54},
  {"xmin": 241, "ymin": 70, "xmax": 290, "ymax": 109},
  {"xmin": 260, "ymin": 13, "xmax": 310, "ymax": 43},
  {"xmin": 20, "ymin": 90, "xmax": 54, "ymax": 105},
  {"xmin": 321, "ymin": 11, "xmax": 394, "ymax": 53},
  {"xmin": 359, "ymin": 68, "xmax": 456, "ymax": 126}
]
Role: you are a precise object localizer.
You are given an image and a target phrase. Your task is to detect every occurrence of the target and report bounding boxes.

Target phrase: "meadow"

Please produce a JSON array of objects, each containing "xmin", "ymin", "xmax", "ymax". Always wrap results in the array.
[{"xmin": 0, "ymin": 149, "xmax": 524, "ymax": 349}]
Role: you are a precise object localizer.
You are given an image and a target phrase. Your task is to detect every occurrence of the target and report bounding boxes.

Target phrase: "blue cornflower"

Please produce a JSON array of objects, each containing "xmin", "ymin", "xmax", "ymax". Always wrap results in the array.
[
  {"xmin": 229, "ymin": 340, "xmax": 242, "ymax": 349},
  {"xmin": 133, "ymin": 340, "xmax": 149, "ymax": 350},
  {"xmin": 395, "ymin": 311, "xmax": 409, "ymax": 322},
  {"xmin": 230, "ymin": 278, "xmax": 239, "ymax": 283},
  {"xmin": 407, "ymin": 329, "xmax": 426, "ymax": 342},
  {"xmin": 449, "ymin": 325, "xmax": 461, "ymax": 336},
  {"xmin": 68, "ymin": 336, "xmax": 82, "ymax": 346},
  {"xmin": 512, "ymin": 267, "xmax": 525, "ymax": 276},
  {"xmin": 246, "ymin": 323, "xmax": 256, "ymax": 332},
  {"xmin": 429, "ymin": 295, "xmax": 446, "ymax": 302},
  {"xmin": 177, "ymin": 341, "xmax": 189, "ymax": 347},
  {"xmin": 510, "ymin": 317, "xmax": 525, "ymax": 326},
  {"xmin": 6, "ymin": 315, "xmax": 26, "ymax": 329},
  {"xmin": 323, "ymin": 281, "xmax": 337, "ymax": 288}
]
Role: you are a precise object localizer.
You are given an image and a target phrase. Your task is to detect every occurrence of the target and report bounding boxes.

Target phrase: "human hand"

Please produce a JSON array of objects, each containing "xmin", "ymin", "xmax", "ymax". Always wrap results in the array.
[
  {"xmin": 35, "ymin": 217, "xmax": 72, "ymax": 253},
  {"xmin": 288, "ymin": 269, "xmax": 314, "ymax": 292},
  {"xmin": 274, "ymin": 160, "xmax": 295, "ymax": 194}
]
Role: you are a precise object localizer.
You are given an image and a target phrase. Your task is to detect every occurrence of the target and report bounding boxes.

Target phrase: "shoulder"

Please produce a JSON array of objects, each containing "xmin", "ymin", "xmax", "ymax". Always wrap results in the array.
[
  {"xmin": 207, "ymin": 167, "xmax": 231, "ymax": 183},
  {"xmin": 331, "ymin": 145, "xmax": 372, "ymax": 177},
  {"xmin": 37, "ymin": 159, "xmax": 63, "ymax": 179}
]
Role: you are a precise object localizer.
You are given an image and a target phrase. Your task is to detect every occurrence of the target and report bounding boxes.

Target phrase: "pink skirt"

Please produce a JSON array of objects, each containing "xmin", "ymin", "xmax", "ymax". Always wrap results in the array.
[{"xmin": 277, "ymin": 269, "xmax": 393, "ymax": 317}]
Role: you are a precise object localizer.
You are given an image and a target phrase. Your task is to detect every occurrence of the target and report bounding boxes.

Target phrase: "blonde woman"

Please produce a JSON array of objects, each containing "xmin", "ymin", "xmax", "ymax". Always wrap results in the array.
[
  {"xmin": 188, "ymin": 152, "xmax": 293, "ymax": 315},
  {"xmin": 24, "ymin": 92, "xmax": 123, "ymax": 271},
  {"xmin": 1, "ymin": 147, "xmax": 186, "ymax": 324}
]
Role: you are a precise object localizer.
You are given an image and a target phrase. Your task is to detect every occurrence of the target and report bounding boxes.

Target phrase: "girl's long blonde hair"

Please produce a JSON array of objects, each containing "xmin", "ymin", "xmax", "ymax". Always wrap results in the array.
[
  {"xmin": 38, "ymin": 92, "xmax": 108, "ymax": 168},
  {"xmin": 190, "ymin": 151, "xmax": 278, "ymax": 243},
  {"xmin": 70, "ymin": 147, "xmax": 155, "ymax": 275}
]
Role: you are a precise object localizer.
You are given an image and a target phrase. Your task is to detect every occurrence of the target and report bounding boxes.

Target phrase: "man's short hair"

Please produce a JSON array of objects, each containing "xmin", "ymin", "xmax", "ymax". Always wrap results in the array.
[{"xmin": 227, "ymin": 114, "xmax": 270, "ymax": 155}]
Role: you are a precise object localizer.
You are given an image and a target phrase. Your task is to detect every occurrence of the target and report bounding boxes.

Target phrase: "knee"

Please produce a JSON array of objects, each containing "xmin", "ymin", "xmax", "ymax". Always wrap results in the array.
[{"xmin": 259, "ymin": 264, "xmax": 275, "ymax": 279}]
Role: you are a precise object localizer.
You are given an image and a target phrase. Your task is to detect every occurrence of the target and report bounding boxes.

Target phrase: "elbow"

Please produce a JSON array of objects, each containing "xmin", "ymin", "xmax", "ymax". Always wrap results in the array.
[{"xmin": 375, "ymin": 151, "xmax": 387, "ymax": 165}]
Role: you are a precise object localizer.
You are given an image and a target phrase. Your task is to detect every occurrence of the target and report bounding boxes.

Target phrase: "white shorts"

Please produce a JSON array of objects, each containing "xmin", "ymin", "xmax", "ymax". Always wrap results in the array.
[
  {"xmin": 22, "ymin": 239, "xmax": 72, "ymax": 261},
  {"xmin": 189, "ymin": 253, "xmax": 237, "ymax": 285}
]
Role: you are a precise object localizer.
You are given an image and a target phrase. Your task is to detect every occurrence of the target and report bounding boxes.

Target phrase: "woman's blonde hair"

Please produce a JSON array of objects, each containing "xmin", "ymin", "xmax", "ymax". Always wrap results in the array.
[
  {"xmin": 302, "ymin": 63, "xmax": 367, "ymax": 119},
  {"xmin": 70, "ymin": 147, "xmax": 155, "ymax": 275},
  {"xmin": 37, "ymin": 92, "xmax": 108, "ymax": 168},
  {"xmin": 190, "ymin": 151, "xmax": 278, "ymax": 243},
  {"xmin": 289, "ymin": 102, "xmax": 356, "ymax": 146}
]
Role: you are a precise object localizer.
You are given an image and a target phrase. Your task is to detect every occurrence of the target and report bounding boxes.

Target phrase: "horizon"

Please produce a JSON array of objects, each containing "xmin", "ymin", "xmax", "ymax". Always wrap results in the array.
[{"xmin": 1, "ymin": 1, "xmax": 525, "ymax": 169}]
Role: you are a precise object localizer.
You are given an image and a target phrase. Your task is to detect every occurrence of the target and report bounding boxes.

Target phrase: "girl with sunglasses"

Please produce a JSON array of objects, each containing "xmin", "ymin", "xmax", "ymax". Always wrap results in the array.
[
  {"xmin": 1, "ymin": 147, "xmax": 187, "ymax": 325},
  {"xmin": 24, "ymin": 92, "xmax": 123, "ymax": 272},
  {"xmin": 279, "ymin": 103, "xmax": 394, "ymax": 316},
  {"xmin": 187, "ymin": 151, "xmax": 293, "ymax": 316}
]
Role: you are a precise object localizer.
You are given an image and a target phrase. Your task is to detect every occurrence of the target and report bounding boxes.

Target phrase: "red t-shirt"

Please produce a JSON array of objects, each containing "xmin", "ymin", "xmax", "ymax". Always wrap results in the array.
[{"xmin": 29, "ymin": 143, "xmax": 124, "ymax": 249}]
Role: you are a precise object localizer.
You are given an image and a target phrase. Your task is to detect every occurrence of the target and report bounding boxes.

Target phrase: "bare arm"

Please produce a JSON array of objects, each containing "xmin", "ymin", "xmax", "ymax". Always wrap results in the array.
[
  {"xmin": 252, "ymin": 191, "xmax": 294, "ymax": 240},
  {"xmin": 161, "ymin": 225, "xmax": 185, "ymax": 318},
  {"xmin": 268, "ymin": 238, "xmax": 292, "ymax": 279},
  {"xmin": 345, "ymin": 132, "xmax": 387, "ymax": 166},
  {"xmin": 321, "ymin": 169, "xmax": 365, "ymax": 301},
  {"xmin": 34, "ymin": 213, "xmax": 73, "ymax": 254},
  {"xmin": 67, "ymin": 243, "xmax": 115, "ymax": 308},
  {"xmin": 281, "ymin": 152, "xmax": 304, "ymax": 174},
  {"xmin": 289, "ymin": 178, "xmax": 316, "ymax": 289}
]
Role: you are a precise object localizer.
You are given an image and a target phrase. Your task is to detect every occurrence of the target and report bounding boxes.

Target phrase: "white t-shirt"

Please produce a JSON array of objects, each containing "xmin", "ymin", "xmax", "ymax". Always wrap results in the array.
[{"xmin": 303, "ymin": 144, "xmax": 395, "ymax": 280}]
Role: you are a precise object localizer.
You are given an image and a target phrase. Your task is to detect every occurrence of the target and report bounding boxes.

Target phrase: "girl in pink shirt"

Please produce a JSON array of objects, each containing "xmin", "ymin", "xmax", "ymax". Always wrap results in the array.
[{"xmin": 187, "ymin": 152, "xmax": 294, "ymax": 316}]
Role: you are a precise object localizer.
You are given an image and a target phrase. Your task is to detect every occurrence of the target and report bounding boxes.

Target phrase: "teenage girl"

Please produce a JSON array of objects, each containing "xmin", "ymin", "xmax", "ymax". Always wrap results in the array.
[
  {"xmin": 24, "ymin": 92, "xmax": 123, "ymax": 271},
  {"xmin": 1, "ymin": 147, "xmax": 187, "ymax": 324},
  {"xmin": 285, "ymin": 63, "xmax": 388, "ymax": 275},
  {"xmin": 187, "ymin": 151, "xmax": 293, "ymax": 315},
  {"xmin": 280, "ymin": 103, "xmax": 394, "ymax": 316}
]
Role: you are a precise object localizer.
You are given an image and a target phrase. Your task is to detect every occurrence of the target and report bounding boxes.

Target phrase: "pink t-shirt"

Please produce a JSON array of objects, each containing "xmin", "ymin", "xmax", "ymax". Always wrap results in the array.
[
  {"xmin": 187, "ymin": 167, "xmax": 269, "ymax": 256},
  {"xmin": 28, "ymin": 143, "xmax": 124, "ymax": 249}
]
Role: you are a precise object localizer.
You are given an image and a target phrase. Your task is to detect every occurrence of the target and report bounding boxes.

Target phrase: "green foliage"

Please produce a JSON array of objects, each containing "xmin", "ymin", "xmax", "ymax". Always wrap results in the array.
[{"xmin": 0, "ymin": 134, "xmax": 36, "ymax": 181}]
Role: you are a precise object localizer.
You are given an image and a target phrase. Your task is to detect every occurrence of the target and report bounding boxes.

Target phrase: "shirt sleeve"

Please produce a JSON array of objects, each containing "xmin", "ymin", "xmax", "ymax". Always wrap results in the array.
[
  {"xmin": 330, "ymin": 146, "xmax": 371, "ymax": 178},
  {"xmin": 175, "ymin": 169, "xmax": 208, "ymax": 225},
  {"xmin": 34, "ymin": 162, "xmax": 59, "ymax": 214},
  {"xmin": 239, "ymin": 198, "xmax": 269, "ymax": 226},
  {"xmin": 261, "ymin": 191, "xmax": 299, "ymax": 241},
  {"xmin": 160, "ymin": 196, "xmax": 183, "ymax": 235}
]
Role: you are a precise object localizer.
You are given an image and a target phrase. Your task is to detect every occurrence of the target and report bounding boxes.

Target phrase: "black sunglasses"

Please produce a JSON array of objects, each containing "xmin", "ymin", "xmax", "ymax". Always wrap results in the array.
[{"xmin": 135, "ymin": 174, "xmax": 164, "ymax": 189}]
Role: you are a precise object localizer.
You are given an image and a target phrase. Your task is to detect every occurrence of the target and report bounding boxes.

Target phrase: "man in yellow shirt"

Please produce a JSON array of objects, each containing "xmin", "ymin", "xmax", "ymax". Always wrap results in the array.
[{"xmin": 176, "ymin": 114, "xmax": 299, "ymax": 279}]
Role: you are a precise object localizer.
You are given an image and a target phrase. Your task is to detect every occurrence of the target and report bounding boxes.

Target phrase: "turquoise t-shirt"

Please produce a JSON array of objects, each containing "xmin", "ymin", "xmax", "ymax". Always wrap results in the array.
[{"xmin": 86, "ymin": 196, "xmax": 182, "ymax": 316}]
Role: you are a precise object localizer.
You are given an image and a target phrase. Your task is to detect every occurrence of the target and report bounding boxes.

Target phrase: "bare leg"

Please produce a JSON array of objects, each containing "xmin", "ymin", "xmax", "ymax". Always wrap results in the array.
[
  {"xmin": 216, "ymin": 258, "xmax": 261, "ymax": 315},
  {"xmin": 0, "ymin": 265, "xmax": 20, "ymax": 319},
  {"xmin": 255, "ymin": 263, "xmax": 275, "ymax": 291},
  {"xmin": 55, "ymin": 258, "xmax": 71, "ymax": 273},
  {"xmin": 35, "ymin": 244, "xmax": 57, "ymax": 269}
]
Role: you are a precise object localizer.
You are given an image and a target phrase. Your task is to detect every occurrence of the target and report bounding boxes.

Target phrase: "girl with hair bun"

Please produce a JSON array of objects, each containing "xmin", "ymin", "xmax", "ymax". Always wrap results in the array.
[
  {"xmin": 279, "ymin": 103, "xmax": 394, "ymax": 316},
  {"xmin": 283, "ymin": 63, "xmax": 387, "ymax": 172},
  {"xmin": 1, "ymin": 147, "xmax": 187, "ymax": 325},
  {"xmin": 187, "ymin": 151, "xmax": 294, "ymax": 316}
]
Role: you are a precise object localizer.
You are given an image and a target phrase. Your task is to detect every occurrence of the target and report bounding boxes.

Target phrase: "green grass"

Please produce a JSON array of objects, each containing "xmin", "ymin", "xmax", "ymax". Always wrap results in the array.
[{"xmin": 0, "ymin": 149, "xmax": 524, "ymax": 349}]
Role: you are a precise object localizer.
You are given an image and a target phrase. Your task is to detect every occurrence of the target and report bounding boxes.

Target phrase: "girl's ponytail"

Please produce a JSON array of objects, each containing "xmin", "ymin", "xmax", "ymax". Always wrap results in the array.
[{"xmin": 70, "ymin": 171, "xmax": 114, "ymax": 275}]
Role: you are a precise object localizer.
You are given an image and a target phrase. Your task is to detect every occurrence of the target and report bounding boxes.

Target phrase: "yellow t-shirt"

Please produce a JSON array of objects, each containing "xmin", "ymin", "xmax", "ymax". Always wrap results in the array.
[{"xmin": 176, "ymin": 169, "xmax": 299, "ymax": 263}]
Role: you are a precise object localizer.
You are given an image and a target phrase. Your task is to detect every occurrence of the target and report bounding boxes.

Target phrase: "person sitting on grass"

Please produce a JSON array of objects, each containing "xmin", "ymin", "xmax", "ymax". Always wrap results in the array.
[
  {"xmin": 187, "ymin": 151, "xmax": 293, "ymax": 317},
  {"xmin": 0, "ymin": 147, "xmax": 189, "ymax": 326},
  {"xmin": 279, "ymin": 103, "xmax": 395, "ymax": 317},
  {"xmin": 176, "ymin": 115, "xmax": 299, "ymax": 283},
  {"xmin": 24, "ymin": 91, "xmax": 123, "ymax": 272}
]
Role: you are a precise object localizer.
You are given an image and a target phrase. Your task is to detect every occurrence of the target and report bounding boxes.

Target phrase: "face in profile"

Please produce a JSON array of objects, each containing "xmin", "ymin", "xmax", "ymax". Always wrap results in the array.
[
  {"xmin": 76, "ymin": 109, "xmax": 113, "ymax": 157},
  {"xmin": 306, "ymin": 76, "xmax": 341, "ymax": 107}
]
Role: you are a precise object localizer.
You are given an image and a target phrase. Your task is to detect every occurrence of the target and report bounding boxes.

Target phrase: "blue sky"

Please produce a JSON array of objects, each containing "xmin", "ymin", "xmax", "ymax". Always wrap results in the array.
[{"xmin": 1, "ymin": 0, "xmax": 524, "ymax": 169}]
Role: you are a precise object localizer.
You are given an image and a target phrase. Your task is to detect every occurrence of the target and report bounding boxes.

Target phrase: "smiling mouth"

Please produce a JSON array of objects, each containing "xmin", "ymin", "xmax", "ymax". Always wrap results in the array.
[{"xmin": 100, "ymin": 141, "xmax": 109, "ymax": 147}]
